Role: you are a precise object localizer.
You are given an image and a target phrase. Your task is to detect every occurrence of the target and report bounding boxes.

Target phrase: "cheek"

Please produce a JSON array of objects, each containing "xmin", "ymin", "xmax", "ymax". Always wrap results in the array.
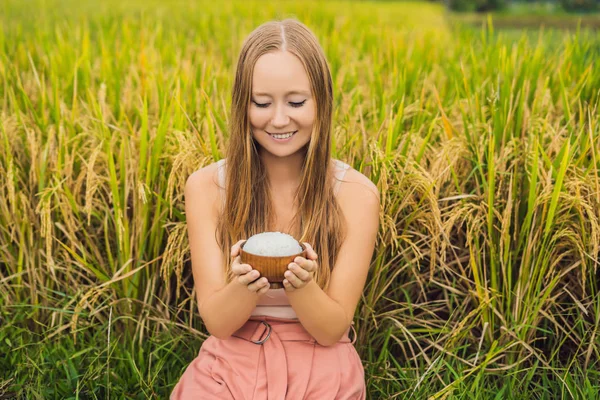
[
  {"xmin": 298, "ymin": 107, "xmax": 316, "ymax": 129},
  {"xmin": 249, "ymin": 109, "xmax": 269, "ymax": 128}
]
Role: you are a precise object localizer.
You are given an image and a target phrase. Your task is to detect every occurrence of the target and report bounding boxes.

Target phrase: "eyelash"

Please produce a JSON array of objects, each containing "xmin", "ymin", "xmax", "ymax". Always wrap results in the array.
[{"xmin": 252, "ymin": 100, "xmax": 306, "ymax": 108}]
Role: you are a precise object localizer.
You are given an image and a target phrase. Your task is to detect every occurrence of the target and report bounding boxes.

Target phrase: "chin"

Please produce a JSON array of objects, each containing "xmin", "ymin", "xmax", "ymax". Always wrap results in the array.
[{"xmin": 262, "ymin": 146, "xmax": 306, "ymax": 158}]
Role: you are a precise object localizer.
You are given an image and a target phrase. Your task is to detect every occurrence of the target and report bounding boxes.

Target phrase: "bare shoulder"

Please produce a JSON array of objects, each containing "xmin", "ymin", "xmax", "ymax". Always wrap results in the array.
[
  {"xmin": 185, "ymin": 161, "xmax": 222, "ymax": 197},
  {"xmin": 336, "ymin": 165, "xmax": 380, "ymax": 205},
  {"xmin": 184, "ymin": 162, "xmax": 226, "ymax": 225}
]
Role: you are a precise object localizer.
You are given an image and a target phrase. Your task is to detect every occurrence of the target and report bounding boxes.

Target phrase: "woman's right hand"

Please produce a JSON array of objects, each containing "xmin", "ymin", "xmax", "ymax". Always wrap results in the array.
[{"xmin": 230, "ymin": 239, "xmax": 270, "ymax": 295}]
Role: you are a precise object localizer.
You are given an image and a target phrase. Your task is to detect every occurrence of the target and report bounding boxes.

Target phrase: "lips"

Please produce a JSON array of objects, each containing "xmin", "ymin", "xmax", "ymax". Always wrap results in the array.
[{"xmin": 268, "ymin": 130, "xmax": 297, "ymax": 137}]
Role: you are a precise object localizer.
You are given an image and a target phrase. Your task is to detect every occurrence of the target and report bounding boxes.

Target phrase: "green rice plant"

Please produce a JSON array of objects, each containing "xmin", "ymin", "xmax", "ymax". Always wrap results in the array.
[{"xmin": 1, "ymin": 0, "xmax": 599, "ymax": 397}]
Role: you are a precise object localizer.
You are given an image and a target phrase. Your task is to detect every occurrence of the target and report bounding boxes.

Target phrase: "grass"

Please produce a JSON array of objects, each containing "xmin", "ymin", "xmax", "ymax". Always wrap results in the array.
[
  {"xmin": 1, "ymin": 0, "xmax": 600, "ymax": 398},
  {"xmin": 450, "ymin": 9, "xmax": 600, "ymax": 30}
]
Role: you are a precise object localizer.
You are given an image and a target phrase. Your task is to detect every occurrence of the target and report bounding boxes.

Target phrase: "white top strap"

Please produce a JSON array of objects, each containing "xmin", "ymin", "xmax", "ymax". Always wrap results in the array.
[
  {"xmin": 216, "ymin": 159, "xmax": 227, "ymax": 206},
  {"xmin": 333, "ymin": 159, "xmax": 350, "ymax": 195}
]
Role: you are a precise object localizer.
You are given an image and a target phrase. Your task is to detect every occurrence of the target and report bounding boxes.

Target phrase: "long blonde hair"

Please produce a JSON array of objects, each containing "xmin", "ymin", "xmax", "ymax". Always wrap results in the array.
[{"xmin": 216, "ymin": 19, "xmax": 347, "ymax": 292}]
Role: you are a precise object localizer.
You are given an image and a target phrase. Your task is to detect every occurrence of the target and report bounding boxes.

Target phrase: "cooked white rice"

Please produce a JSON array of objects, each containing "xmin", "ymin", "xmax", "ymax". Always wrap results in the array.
[{"xmin": 243, "ymin": 232, "xmax": 303, "ymax": 256}]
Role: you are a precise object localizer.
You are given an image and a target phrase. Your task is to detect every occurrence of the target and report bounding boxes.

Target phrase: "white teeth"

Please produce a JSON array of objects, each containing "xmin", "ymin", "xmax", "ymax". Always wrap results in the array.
[{"xmin": 271, "ymin": 131, "xmax": 295, "ymax": 139}]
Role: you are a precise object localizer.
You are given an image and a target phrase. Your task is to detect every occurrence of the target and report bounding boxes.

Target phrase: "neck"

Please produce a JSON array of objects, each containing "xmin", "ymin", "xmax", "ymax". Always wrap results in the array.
[{"xmin": 258, "ymin": 147, "xmax": 307, "ymax": 193}]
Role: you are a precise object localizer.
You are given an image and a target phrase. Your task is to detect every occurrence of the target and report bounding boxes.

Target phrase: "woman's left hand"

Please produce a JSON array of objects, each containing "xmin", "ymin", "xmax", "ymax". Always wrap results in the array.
[{"xmin": 283, "ymin": 242, "xmax": 318, "ymax": 292}]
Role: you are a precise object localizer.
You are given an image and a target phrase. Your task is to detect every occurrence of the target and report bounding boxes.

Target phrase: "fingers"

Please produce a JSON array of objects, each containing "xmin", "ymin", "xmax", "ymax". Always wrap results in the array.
[
  {"xmin": 283, "ymin": 247, "xmax": 319, "ymax": 292},
  {"xmin": 230, "ymin": 240, "xmax": 270, "ymax": 294},
  {"xmin": 302, "ymin": 242, "xmax": 318, "ymax": 260},
  {"xmin": 283, "ymin": 279, "xmax": 296, "ymax": 292},
  {"xmin": 247, "ymin": 276, "xmax": 270, "ymax": 293},
  {"xmin": 284, "ymin": 270, "xmax": 303, "ymax": 288},
  {"xmin": 231, "ymin": 259, "xmax": 270, "ymax": 292},
  {"xmin": 231, "ymin": 256, "xmax": 250, "ymax": 275},
  {"xmin": 286, "ymin": 267, "xmax": 310, "ymax": 287},
  {"xmin": 283, "ymin": 260, "xmax": 314, "ymax": 291},
  {"xmin": 231, "ymin": 239, "xmax": 246, "ymax": 257},
  {"xmin": 256, "ymin": 280, "xmax": 271, "ymax": 295},
  {"xmin": 235, "ymin": 268, "xmax": 270, "ymax": 291},
  {"xmin": 236, "ymin": 268, "xmax": 260, "ymax": 286},
  {"xmin": 291, "ymin": 257, "xmax": 318, "ymax": 273},
  {"xmin": 286, "ymin": 263, "xmax": 311, "ymax": 281}
]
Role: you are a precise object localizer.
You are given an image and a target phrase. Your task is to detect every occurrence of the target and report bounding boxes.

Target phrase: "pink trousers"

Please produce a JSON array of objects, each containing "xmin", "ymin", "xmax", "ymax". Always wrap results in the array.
[{"xmin": 170, "ymin": 315, "xmax": 366, "ymax": 399}]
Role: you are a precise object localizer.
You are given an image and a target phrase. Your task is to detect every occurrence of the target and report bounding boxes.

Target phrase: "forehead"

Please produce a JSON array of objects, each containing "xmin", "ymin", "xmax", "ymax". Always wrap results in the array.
[{"xmin": 252, "ymin": 51, "xmax": 311, "ymax": 96}]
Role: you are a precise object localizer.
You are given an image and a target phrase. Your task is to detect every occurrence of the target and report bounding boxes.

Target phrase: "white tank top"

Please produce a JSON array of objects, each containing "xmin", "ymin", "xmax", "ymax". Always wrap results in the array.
[{"xmin": 216, "ymin": 158, "xmax": 350, "ymax": 319}]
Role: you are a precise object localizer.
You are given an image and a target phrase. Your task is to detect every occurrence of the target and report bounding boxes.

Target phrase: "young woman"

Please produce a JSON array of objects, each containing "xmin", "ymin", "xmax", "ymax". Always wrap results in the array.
[{"xmin": 171, "ymin": 19, "xmax": 379, "ymax": 399}]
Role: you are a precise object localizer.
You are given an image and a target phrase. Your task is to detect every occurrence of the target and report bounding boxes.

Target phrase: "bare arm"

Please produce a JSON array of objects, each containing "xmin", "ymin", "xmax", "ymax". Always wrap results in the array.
[
  {"xmin": 199, "ymin": 274, "xmax": 259, "ymax": 339},
  {"xmin": 286, "ymin": 280, "xmax": 349, "ymax": 346},
  {"xmin": 285, "ymin": 174, "xmax": 380, "ymax": 346},
  {"xmin": 185, "ymin": 167, "xmax": 270, "ymax": 339}
]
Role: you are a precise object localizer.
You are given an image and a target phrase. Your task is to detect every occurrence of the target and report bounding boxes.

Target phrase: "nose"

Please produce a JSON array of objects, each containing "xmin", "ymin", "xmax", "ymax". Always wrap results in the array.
[{"xmin": 271, "ymin": 103, "xmax": 290, "ymax": 128}]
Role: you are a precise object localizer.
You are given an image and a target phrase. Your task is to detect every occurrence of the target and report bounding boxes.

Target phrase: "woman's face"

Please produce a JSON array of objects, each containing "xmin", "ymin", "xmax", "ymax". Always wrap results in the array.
[{"xmin": 249, "ymin": 50, "xmax": 315, "ymax": 157}]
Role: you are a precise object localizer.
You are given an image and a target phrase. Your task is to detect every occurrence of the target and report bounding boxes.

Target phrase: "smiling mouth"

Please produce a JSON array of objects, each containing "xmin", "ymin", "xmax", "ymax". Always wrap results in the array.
[{"xmin": 267, "ymin": 130, "xmax": 298, "ymax": 139}]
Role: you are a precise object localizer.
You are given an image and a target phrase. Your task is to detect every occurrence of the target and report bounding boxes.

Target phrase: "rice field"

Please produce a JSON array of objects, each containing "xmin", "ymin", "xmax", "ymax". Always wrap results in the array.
[{"xmin": 1, "ymin": 0, "xmax": 600, "ymax": 398}]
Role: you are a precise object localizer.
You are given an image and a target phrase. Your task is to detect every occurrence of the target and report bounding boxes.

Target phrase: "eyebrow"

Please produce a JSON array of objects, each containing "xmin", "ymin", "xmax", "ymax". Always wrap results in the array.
[{"xmin": 252, "ymin": 90, "xmax": 311, "ymax": 97}]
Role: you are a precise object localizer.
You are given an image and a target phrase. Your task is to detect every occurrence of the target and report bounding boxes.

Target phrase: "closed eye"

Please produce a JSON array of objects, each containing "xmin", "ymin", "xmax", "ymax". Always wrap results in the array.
[
  {"xmin": 290, "ymin": 100, "xmax": 306, "ymax": 108},
  {"xmin": 252, "ymin": 100, "xmax": 270, "ymax": 108},
  {"xmin": 251, "ymin": 100, "xmax": 307, "ymax": 108}
]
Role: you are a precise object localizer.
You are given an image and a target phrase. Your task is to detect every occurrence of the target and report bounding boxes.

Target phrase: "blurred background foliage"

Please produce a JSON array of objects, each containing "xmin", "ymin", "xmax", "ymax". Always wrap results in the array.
[
  {"xmin": 1, "ymin": 0, "xmax": 599, "ymax": 398},
  {"xmin": 441, "ymin": 0, "xmax": 599, "ymax": 12}
]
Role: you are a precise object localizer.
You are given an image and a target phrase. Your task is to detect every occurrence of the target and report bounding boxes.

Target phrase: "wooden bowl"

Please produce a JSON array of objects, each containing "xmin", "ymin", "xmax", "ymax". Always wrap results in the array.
[{"xmin": 240, "ymin": 240, "xmax": 307, "ymax": 289}]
